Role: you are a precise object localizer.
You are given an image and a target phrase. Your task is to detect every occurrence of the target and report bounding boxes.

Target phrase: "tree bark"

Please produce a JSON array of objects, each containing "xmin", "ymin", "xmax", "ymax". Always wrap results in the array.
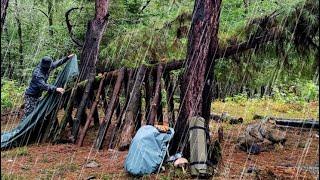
[
  {"xmin": 170, "ymin": 0, "xmax": 222, "ymax": 154},
  {"xmin": 1, "ymin": 0, "xmax": 9, "ymax": 34},
  {"xmin": 71, "ymin": 73, "xmax": 95, "ymax": 142},
  {"xmin": 79, "ymin": 0, "xmax": 110, "ymax": 80},
  {"xmin": 118, "ymin": 66, "xmax": 146, "ymax": 151},
  {"xmin": 147, "ymin": 65, "xmax": 163, "ymax": 125},
  {"xmin": 69, "ymin": 0, "xmax": 109, "ymax": 143},
  {"xmin": 144, "ymin": 69, "xmax": 151, "ymax": 122},
  {"xmin": 164, "ymin": 72, "xmax": 175, "ymax": 127},
  {"xmin": 108, "ymin": 76, "xmax": 129, "ymax": 149},
  {"xmin": 95, "ymin": 68, "xmax": 125, "ymax": 149}
]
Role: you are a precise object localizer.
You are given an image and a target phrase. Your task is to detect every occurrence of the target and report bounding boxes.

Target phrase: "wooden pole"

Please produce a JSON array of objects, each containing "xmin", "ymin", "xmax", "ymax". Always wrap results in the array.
[
  {"xmin": 147, "ymin": 64, "xmax": 163, "ymax": 125},
  {"xmin": 53, "ymin": 86, "xmax": 78, "ymax": 143},
  {"xmin": 71, "ymin": 73, "xmax": 95, "ymax": 143},
  {"xmin": 108, "ymin": 75, "xmax": 129, "ymax": 149},
  {"xmin": 118, "ymin": 66, "xmax": 146, "ymax": 151},
  {"xmin": 77, "ymin": 72, "xmax": 107, "ymax": 146},
  {"xmin": 95, "ymin": 68, "xmax": 125, "ymax": 149},
  {"xmin": 144, "ymin": 69, "xmax": 151, "ymax": 123},
  {"xmin": 164, "ymin": 72, "xmax": 175, "ymax": 127}
]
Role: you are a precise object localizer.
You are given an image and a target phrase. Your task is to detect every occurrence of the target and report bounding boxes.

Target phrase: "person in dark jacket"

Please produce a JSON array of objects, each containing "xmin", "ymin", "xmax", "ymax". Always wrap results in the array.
[{"xmin": 22, "ymin": 54, "xmax": 74, "ymax": 120}]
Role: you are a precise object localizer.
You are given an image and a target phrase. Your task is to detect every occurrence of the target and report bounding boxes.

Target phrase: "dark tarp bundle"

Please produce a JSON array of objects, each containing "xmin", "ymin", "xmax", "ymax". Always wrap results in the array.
[{"xmin": 1, "ymin": 56, "xmax": 79, "ymax": 150}]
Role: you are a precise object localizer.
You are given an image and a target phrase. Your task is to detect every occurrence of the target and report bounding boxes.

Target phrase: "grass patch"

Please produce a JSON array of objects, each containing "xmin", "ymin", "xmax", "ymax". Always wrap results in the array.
[
  {"xmin": 1, "ymin": 146, "xmax": 29, "ymax": 158},
  {"xmin": 212, "ymin": 99, "xmax": 318, "ymax": 123},
  {"xmin": 1, "ymin": 173, "xmax": 25, "ymax": 180},
  {"xmin": 39, "ymin": 162, "xmax": 79, "ymax": 179},
  {"xmin": 98, "ymin": 173, "xmax": 127, "ymax": 179}
]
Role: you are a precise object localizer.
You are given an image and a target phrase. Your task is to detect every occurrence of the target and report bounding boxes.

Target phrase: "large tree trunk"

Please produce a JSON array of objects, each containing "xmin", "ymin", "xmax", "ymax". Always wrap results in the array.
[
  {"xmin": 1, "ymin": 0, "xmax": 9, "ymax": 34},
  {"xmin": 71, "ymin": 0, "xmax": 110, "ymax": 142},
  {"xmin": 170, "ymin": 0, "xmax": 221, "ymax": 154},
  {"xmin": 79, "ymin": 0, "xmax": 109, "ymax": 80}
]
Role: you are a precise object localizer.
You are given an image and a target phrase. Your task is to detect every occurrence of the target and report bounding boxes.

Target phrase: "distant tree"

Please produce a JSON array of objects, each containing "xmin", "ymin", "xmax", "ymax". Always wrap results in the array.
[
  {"xmin": 1, "ymin": 0, "xmax": 9, "ymax": 33},
  {"xmin": 14, "ymin": 0, "xmax": 23, "ymax": 67}
]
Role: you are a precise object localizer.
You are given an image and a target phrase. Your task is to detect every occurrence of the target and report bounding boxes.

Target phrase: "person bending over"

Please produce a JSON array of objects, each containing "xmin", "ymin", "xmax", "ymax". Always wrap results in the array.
[{"xmin": 22, "ymin": 54, "xmax": 74, "ymax": 120}]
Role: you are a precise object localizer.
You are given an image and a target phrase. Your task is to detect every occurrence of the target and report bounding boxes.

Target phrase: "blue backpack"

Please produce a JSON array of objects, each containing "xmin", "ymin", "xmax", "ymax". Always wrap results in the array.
[{"xmin": 124, "ymin": 125, "xmax": 174, "ymax": 176}]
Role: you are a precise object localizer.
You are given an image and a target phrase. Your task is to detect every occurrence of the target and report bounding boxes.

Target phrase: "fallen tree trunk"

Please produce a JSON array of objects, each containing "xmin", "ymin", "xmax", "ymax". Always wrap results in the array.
[
  {"xmin": 253, "ymin": 114, "xmax": 319, "ymax": 129},
  {"xmin": 118, "ymin": 66, "xmax": 146, "ymax": 151},
  {"xmin": 276, "ymin": 119, "xmax": 319, "ymax": 129},
  {"xmin": 94, "ymin": 68, "xmax": 125, "ymax": 149}
]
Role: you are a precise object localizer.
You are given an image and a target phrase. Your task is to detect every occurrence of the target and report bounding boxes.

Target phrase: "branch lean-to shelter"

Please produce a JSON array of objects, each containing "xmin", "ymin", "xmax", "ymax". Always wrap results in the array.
[{"xmin": 0, "ymin": 27, "xmax": 284, "ymax": 150}]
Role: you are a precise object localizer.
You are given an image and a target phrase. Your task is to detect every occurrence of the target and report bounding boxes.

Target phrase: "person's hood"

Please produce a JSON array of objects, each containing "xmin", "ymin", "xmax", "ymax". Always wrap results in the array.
[{"xmin": 40, "ymin": 56, "xmax": 53, "ymax": 70}]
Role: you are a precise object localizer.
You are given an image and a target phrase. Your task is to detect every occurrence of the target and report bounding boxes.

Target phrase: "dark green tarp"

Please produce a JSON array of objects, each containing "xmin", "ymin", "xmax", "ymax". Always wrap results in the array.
[{"xmin": 1, "ymin": 56, "xmax": 79, "ymax": 149}]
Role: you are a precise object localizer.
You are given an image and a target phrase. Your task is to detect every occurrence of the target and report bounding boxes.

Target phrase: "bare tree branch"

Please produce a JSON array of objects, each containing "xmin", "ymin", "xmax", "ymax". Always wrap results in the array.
[
  {"xmin": 34, "ymin": 8, "xmax": 49, "ymax": 18},
  {"xmin": 65, "ymin": 7, "xmax": 83, "ymax": 47},
  {"xmin": 140, "ymin": 0, "xmax": 151, "ymax": 13}
]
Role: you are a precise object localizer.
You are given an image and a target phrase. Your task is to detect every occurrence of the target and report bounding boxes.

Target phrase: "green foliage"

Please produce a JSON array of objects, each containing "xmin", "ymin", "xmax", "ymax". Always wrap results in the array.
[
  {"xmin": 300, "ymin": 80, "xmax": 319, "ymax": 101},
  {"xmin": 213, "ymin": 97, "xmax": 318, "ymax": 124},
  {"xmin": 0, "ymin": 0, "xmax": 318, "ymax": 112},
  {"xmin": 225, "ymin": 93, "xmax": 248, "ymax": 104},
  {"xmin": 272, "ymin": 80, "xmax": 319, "ymax": 103},
  {"xmin": 1, "ymin": 79, "xmax": 25, "ymax": 110}
]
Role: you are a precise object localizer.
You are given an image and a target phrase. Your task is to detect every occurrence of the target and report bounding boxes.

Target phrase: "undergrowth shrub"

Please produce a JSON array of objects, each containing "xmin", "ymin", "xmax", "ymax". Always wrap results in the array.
[
  {"xmin": 1, "ymin": 79, "xmax": 25, "ymax": 110},
  {"xmin": 272, "ymin": 80, "xmax": 319, "ymax": 103}
]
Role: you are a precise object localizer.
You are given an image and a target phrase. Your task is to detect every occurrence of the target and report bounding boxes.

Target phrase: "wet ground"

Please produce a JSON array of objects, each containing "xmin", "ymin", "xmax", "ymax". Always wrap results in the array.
[{"xmin": 1, "ymin": 111, "xmax": 319, "ymax": 180}]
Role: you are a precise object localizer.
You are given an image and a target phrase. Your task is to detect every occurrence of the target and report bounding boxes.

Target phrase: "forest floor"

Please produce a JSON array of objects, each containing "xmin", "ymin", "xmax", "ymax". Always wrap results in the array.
[{"xmin": 1, "ymin": 101, "xmax": 319, "ymax": 179}]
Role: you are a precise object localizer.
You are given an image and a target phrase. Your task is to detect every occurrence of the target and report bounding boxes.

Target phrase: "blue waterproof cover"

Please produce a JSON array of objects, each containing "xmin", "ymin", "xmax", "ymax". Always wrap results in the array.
[
  {"xmin": 124, "ymin": 125, "xmax": 174, "ymax": 176},
  {"xmin": 1, "ymin": 56, "xmax": 79, "ymax": 149}
]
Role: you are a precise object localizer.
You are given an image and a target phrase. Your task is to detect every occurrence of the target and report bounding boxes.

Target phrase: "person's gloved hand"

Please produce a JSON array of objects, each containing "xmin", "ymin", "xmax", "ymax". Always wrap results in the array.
[
  {"xmin": 56, "ymin": 87, "xmax": 65, "ymax": 94},
  {"xmin": 67, "ymin": 54, "xmax": 75, "ymax": 59},
  {"xmin": 154, "ymin": 125, "xmax": 170, "ymax": 133}
]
